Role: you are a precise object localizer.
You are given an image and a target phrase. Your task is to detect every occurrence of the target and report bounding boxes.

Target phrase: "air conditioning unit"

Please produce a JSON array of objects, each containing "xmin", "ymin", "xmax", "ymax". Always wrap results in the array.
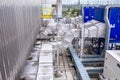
[{"xmin": 103, "ymin": 50, "xmax": 120, "ymax": 80}]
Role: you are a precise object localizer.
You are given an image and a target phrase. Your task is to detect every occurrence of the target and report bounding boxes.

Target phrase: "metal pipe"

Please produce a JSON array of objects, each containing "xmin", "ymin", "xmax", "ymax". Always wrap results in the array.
[
  {"xmin": 80, "ymin": 6, "xmax": 85, "ymax": 58},
  {"xmin": 104, "ymin": 6, "xmax": 111, "ymax": 54},
  {"xmin": 56, "ymin": 0, "xmax": 62, "ymax": 18}
]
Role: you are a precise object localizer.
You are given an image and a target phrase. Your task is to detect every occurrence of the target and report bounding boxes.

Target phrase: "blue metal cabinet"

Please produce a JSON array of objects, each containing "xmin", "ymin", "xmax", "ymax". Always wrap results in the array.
[
  {"xmin": 109, "ymin": 7, "xmax": 120, "ymax": 43},
  {"xmin": 84, "ymin": 7, "xmax": 105, "ymax": 23},
  {"xmin": 84, "ymin": 7, "xmax": 95, "ymax": 22},
  {"xmin": 94, "ymin": 7, "xmax": 105, "ymax": 22}
]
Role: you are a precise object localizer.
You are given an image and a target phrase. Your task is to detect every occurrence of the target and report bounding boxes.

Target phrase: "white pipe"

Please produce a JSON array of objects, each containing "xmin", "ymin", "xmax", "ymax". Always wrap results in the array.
[
  {"xmin": 57, "ymin": 0, "xmax": 62, "ymax": 18},
  {"xmin": 104, "ymin": 6, "xmax": 111, "ymax": 54},
  {"xmin": 80, "ymin": 6, "xmax": 85, "ymax": 58},
  {"xmin": 80, "ymin": 24, "xmax": 85, "ymax": 58}
]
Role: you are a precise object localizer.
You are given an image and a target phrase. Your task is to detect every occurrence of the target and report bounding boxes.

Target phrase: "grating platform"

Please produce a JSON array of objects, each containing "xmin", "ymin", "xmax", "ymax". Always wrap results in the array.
[
  {"xmin": 20, "ymin": 40, "xmax": 77, "ymax": 80},
  {"xmin": 37, "ymin": 44, "xmax": 53, "ymax": 80}
]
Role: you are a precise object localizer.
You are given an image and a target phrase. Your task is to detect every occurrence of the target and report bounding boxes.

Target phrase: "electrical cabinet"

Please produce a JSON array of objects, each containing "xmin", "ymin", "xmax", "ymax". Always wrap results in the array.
[{"xmin": 103, "ymin": 50, "xmax": 120, "ymax": 80}]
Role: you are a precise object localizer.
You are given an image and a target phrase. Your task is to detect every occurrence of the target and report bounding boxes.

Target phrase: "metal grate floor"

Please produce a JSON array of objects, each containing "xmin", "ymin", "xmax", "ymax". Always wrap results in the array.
[{"xmin": 19, "ymin": 40, "xmax": 78, "ymax": 80}]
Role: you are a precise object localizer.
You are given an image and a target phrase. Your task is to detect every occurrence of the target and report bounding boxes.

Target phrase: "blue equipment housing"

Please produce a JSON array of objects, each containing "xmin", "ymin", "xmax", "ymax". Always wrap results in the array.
[
  {"xmin": 84, "ymin": 7, "xmax": 106, "ymax": 55},
  {"xmin": 83, "ymin": 6, "xmax": 105, "ymax": 23},
  {"xmin": 84, "ymin": 7, "xmax": 95, "ymax": 22},
  {"xmin": 109, "ymin": 7, "xmax": 120, "ymax": 43},
  {"xmin": 94, "ymin": 7, "xmax": 105, "ymax": 23},
  {"xmin": 83, "ymin": 6, "xmax": 120, "ymax": 53}
]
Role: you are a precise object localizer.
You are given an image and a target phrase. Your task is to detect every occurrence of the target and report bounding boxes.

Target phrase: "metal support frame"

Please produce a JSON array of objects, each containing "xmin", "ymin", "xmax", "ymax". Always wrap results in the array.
[
  {"xmin": 80, "ymin": 58, "xmax": 104, "ymax": 63},
  {"xmin": 85, "ymin": 67, "xmax": 103, "ymax": 75},
  {"xmin": 80, "ymin": 6, "xmax": 85, "ymax": 58},
  {"xmin": 69, "ymin": 5, "xmax": 120, "ymax": 80},
  {"xmin": 82, "ymin": 55, "xmax": 103, "ymax": 58},
  {"xmin": 69, "ymin": 46, "xmax": 91, "ymax": 80},
  {"xmin": 80, "ymin": 5, "xmax": 105, "ymax": 57}
]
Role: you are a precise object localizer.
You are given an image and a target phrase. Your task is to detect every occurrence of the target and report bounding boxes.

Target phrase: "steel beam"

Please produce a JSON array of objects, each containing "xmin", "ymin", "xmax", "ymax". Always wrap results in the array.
[
  {"xmin": 82, "ymin": 55, "xmax": 103, "ymax": 58},
  {"xmin": 85, "ymin": 67, "xmax": 103, "ymax": 74},
  {"xmin": 80, "ymin": 58, "xmax": 104, "ymax": 63},
  {"xmin": 69, "ymin": 46, "xmax": 91, "ymax": 80}
]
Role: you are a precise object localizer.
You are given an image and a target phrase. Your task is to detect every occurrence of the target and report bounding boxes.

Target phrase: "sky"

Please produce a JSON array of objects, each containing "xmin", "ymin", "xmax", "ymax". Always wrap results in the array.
[
  {"xmin": 62, "ymin": 0, "xmax": 79, "ymax": 4},
  {"xmin": 41, "ymin": 0, "xmax": 120, "ymax": 5},
  {"xmin": 41, "ymin": 0, "xmax": 79, "ymax": 4}
]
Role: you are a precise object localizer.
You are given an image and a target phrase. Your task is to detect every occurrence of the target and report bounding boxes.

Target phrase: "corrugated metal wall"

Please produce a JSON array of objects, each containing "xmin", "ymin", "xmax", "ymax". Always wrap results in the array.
[{"xmin": 0, "ymin": 0, "xmax": 41, "ymax": 80}]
